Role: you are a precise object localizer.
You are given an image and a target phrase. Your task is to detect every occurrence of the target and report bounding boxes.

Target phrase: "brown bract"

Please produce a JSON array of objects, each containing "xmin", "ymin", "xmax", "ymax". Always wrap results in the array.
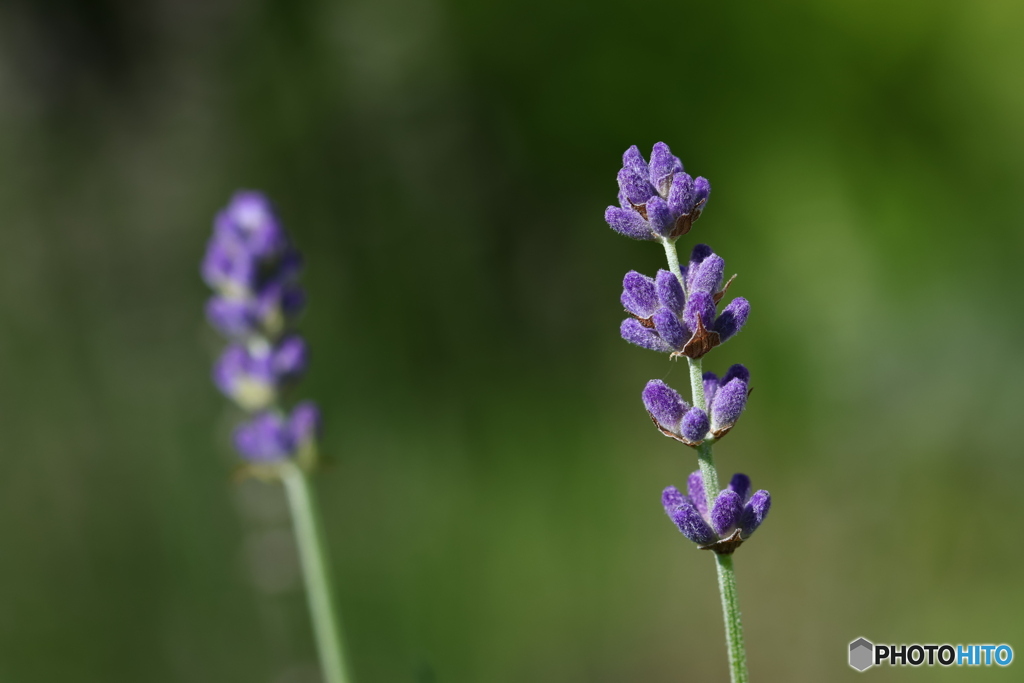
[
  {"xmin": 699, "ymin": 528, "xmax": 745, "ymax": 555},
  {"xmin": 677, "ymin": 313, "xmax": 721, "ymax": 360},
  {"xmin": 647, "ymin": 411, "xmax": 703, "ymax": 448}
]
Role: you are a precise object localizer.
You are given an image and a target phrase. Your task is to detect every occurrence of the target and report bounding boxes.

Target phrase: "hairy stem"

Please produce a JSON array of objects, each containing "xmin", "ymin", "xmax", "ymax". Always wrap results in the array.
[
  {"xmin": 715, "ymin": 554, "xmax": 749, "ymax": 683},
  {"xmin": 664, "ymin": 237, "xmax": 749, "ymax": 683},
  {"xmin": 280, "ymin": 462, "xmax": 352, "ymax": 683}
]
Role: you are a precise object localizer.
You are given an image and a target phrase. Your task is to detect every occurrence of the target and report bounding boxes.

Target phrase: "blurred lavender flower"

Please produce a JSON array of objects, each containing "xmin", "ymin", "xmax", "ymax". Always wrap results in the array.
[
  {"xmin": 663, "ymin": 471, "xmax": 771, "ymax": 554},
  {"xmin": 605, "ymin": 143, "xmax": 711, "ymax": 241},
  {"xmin": 203, "ymin": 191, "xmax": 319, "ymax": 465},
  {"xmin": 620, "ymin": 244, "xmax": 749, "ymax": 359}
]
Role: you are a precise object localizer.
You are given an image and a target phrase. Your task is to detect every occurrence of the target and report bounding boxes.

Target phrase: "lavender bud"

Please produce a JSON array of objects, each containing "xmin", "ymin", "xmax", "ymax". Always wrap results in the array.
[
  {"xmin": 685, "ymin": 244, "xmax": 714, "ymax": 291},
  {"xmin": 713, "ymin": 297, "xmax": 750, "ymax": 342},
  {"xmin": 213, "ymin": 344, "xmax": 276, "ymax": 411},
  {"xmin": 233, "ymin": 412, "xmax": 294, "ymax": 462},
  {"xmin": 605, "ymin": 206, "xmax": 654, "ymax": 241},
  {"xmin": 690, "ymin": 254, "xmax": 725, "ymax": 294},
  {"xmin": 680, "ymin": 407, "xmax": 709, "ymax": 443},
  {"xmin": 661, "ymin": 485, "xmax": 686, "ymax": 509},
  {"xmin": 667, "ymin": 171, "xmax": 695, "ymax": 217},
  {"xmin": 272, "ymin": 335, "xmax": 309, "ymax": 382},
  {"xmin": 620, "ymin": 318, "xmax": 673, "ymax": 353},
  {"xmin": 201, "ymin": 240, "xmax": 256, "ymax": 297},
  {"xmin": 646, "ymin": 197, "xmax": 674, "ymax": 237},
  {"xmin": 710, "ymin": 377, "xmax": 749, "ymax": 435},
  {"xmin": 720, "ymin": 364, "xmax": 750, "ymax": 385},
  {"xmin": 687, "ymin": 470, "xmax": 708, "ymax": 518},
  {"xmin": 648, "ymin": 142, "xmax": 683, "ymax": 197},
  {"xmin": 683, "ymin": 291, "xmax": 717, "ymax": 334},
  {"xmin": 727, "ymin": 473, "xmax": 751, "ymax": 502},
  {"xmin": 666, "ymin": 497, "xmax": 717, "ymax": 546},
  {"xmin": 702, "ymin": 371, "xmax": 720, "ymax": 406},
  {"xmin": 653, "ymin": 307, "xmax": 689, "ymax": 349},
  {"xmin": 621, "ymin": 271, "xmax": 658, "ymax": 318},
  {"xmin": 642, "ymin": 380, "xmax": 687, "ymax": 434},
  {"xmin": 654, "ymin": 269, "xmax": 685, "ymax": 316},
  {"xmin": 290, "ymin": 401, "xmax": 322, "ymax": 447},
  {"xmin": 740, "ymin": 490, "xmax": 771, "ymax": 538},
  {"xmin": 710, "ymin": 489, "xmax": 744, "ymax": 536},
  {"xmin": 206, "ymin": 296, "xmax": 257, "ymax": 338},
  {"xmin": 693, "ymin": 176, "xmax": 711, "ymax": 208},
  {"xmin": 214, "ymin": 191, "xmax": 288, "ymax": 261},
  {"xmin": 617, "ymin": 146, "xmax": 656, "ymax": 205}
]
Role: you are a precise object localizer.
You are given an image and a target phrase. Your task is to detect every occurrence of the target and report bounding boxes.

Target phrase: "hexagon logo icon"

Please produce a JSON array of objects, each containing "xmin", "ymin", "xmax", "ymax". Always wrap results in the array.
[{"xmin": 849, "ymin": 637, "xmax": 874, "ymax": 671}]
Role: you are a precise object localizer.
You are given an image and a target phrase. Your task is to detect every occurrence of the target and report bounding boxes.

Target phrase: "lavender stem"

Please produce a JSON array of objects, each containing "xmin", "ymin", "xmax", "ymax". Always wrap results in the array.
[
  {"xmin": 664, "ymin": 237, "xmax": 749, "ymax": 683},
  {"xmin": 280, "ymin": 461, "xmax": 352, "ymax": 683}
]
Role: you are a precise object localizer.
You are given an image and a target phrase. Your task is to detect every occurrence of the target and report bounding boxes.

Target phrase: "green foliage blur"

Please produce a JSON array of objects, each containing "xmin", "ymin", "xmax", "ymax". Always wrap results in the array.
[{"xmin": 1, "ymin": 0, "xmax": 1022, "ymax": 681}]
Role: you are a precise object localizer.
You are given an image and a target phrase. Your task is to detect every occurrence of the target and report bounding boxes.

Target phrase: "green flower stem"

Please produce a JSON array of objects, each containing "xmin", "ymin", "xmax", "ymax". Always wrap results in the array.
[
  {"xmin": 280, "ymin": 461, "xmax": 352, "ymax": 683},
  {"xmin": 662, "ymin": 237, "xmax": 750, "ymax": 683},
  {"xmin": 715, "ymin": 554, "xmax": 749, "ymax": 683}
]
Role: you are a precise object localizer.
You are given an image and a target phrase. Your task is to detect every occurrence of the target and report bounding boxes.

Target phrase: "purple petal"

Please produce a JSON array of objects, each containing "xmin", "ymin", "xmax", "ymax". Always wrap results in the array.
[
  {"xmin": 290, "ymin": 401, "xmax": 322, "ymax": 446},
  {"xmin": 710, "ymin": 489, "xmax": 744, "ymax": 536},
  {"xmin": 646, "ymin": 197, "xmax": 674, "ymax": 237},
  {"xmin": 687, "ymin": 470, "xmax": 708, "ymax": 519},
  {"xmin": 605, "ymin": 206, "xmax": 653, "ymax": 241},
  {"xmin": 720, "ymin": 364, "xmax": 750, "ymax": 386},
  {"xmin": 667, "ymin": 497, "xmax": 717, "ymax": 545},
  {"xmin": 683, "ymin": 291, "xmax": 717, "ymax": 334},
  {"xmin": 620, "ymin": 318, "xmax": 673, "ymax": 353},
  {"xmin": 654, "ymin": 269, "xmax": 685, "ymax": 316},
  {"xmin": 648, "ymin": 142, "xmax": 683, "ymax": 197},
  {"xmin": 273, "ymin": 336, "xmax": 308, "ymax": 380},
  {"xmin": 702, "ymin": 371, "xmax": 720, "ymax": 406},
  {"xmin": 213, "ymin": 344, "xmax": 248, "ymax": 397},
  {"xmin": 652, "ymin": 307, "xmax": 688, "ymax": 349},
  {"xmin": 686, "ymin": 244, "xmax": 714, "ymax": 291},
  {"xmin": 617, "ymin": 146, "xmax": 656, "ymax": 205},
  {"xmin": 710, "ymin": 377, "xmax": 749, "ymax": 434},
  {"xmin": 713, "ymin": 297, "xmax": 750, "ymax": 342},
  {"xmin": 690, "ymin": 254, "xmax": 725, "ymax": 294},
  {"xmin": 642, "ymin": 380, "xmax": 687, "ymax": 433},
  {"xmin": 233, "ymin": 412, "xmax": 294, "ymax": 462},
  {"xmin": 206, "ymin": 296, "xmax": 258, "ymax": 338},
  {"xmin": 215, "ymin": 191, "xmax": 288, "ymax": 261},
  {"xmin": 680, "ymin": 407, "xmax": 709, "ymax": 443},
  {"xmin": 621, "ymin": 271, "xmax": 658, "ymax": 318},
  {"xmin": 727, "ymin": 473, "xmax": 752, "ymax": 503},
  {"xmin": 740, "ymin": 490, "xmax": 771, "ymax": 537},
  {"xmin": 667, "ymin": 172, "xmax": 695, "ymax": 216},
  {"xmin": 662, "ymin": 485, "xmax": 686, "ymax": 510}
]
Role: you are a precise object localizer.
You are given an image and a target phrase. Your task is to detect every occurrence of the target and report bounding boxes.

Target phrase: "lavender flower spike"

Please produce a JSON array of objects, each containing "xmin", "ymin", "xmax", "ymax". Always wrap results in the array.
[
  {"xmin": 605, "ymin": 142, "xmax": 711, "ymax": 241},
  {"xmin": 663, "ymin": 471, "xmax": 771, "ymax": 554},
  {"xmin": 618, "ymin": 244, "xmax": 749, "ymax": 360}
]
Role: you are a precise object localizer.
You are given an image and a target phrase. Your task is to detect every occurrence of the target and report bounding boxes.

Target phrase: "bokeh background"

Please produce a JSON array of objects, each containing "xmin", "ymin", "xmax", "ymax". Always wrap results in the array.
[{"xmin": 1, "ymin": 0, "xmax": 1023, "ymax": 681}]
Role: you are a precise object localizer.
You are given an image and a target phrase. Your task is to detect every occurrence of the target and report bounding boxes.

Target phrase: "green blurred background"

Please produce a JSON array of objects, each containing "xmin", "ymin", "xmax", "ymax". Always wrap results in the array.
[{"xmin": 1, "ymin": 0, "xmax": 1022, "ymax": 681}]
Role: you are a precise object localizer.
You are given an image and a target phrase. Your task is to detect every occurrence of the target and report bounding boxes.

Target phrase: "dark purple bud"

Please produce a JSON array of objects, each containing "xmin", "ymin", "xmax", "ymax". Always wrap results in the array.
[
  {"xmin": 683, "ymin": 291, "xmax": 717, "ymax": 335},
  {"xmin": 652, "ymin": 307, "xmax": 688, "ymax": 349},
  {"xmin": 646, "ymin": 197, "xmax": 674, "ymax": 237},
  {"xmin": 666, "ymin": 497, "xmax": 717, "ymax": 545},
  {"xmin": 710, "ymin": 489, "xmax": 744, "ymax": 536},
  {"xmin": 643, "ymin": 380, "xmax": 687, "ymax": 433},
  {"xmin": 661, "ymin": 485, "xmax": 686, "ymax": 510},
  {"xmin": 290, "ymin": 401, "xmax": 322, "ymax": 447},
  {"xmin": 233, "ymin": 412, "xmax": 294, "ymax": 462},
  {"xmin": 720, "ymin": 364, "xmax": 750, "ymax": 386},
  {"xmin": 605, "ymin": 206, "xmax": 653, "ymax": 241},
  {"xmin": 654, "ymin": 269, "xmax": 685, "ymax": 315},
  {"xmin": 740, "ymin": 490, "xmax": 771, "ymax": 537},
  {"xmin": 620, "ymin": 318, "xmax": 673, "ymax": 353},
  {"xmin": 712, "ymin": 297, "xmax": 750, "ymax": 342},
  {"xmin": 273, "ymin": 336, "xmax": 308, "ymax": 381},
  {"xmin": 728, "ymin": 473, "xmax": 752, "ymax": 503},
  {"xmin": 648, "ymin": 142, "xmax": 683, "ymax": 197},
  {"xmin": 667, "ymin": 172, "xmax": 695, "ymax": 216},
  {"xmin": 702, "ymin": 371, "xmax": 720, "ymax": 406},
  {"xmin": 621, "ymin": 271, "xmax": 658, "ymax": 318},
  {"xmin": 711, "ymin": 377, "xmax": 749, "ymax": 435},
  {"xmin": 206, "ymin": 296, "xmax": 258, "ymax": 338},
  {"xmin": 687, "ymin": 470, "xmax": 708, "ymax": 518},
  {"xmin": 690, "ymin": 254, "xmax": 725, "ymax": 294},
  {"xmin": 680, "ymin": 407, "xmax": 709, "ymax": 443},
  {"xmin": 617, "ymin": 146, "xmax": 656, "ymax": 205}
]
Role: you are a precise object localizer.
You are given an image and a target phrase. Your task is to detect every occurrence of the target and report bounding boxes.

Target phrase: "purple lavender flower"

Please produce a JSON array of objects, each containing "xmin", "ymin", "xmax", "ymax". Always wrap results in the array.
[
  {"xmin": 620, "ymin": 244, "xmax": 749, "ymax": 359},
  {"xmin": 642, "ymin": 379, "xmax": 710, "ymax": 446},
  {"xmin": 204, "ymin": 191, "xmax": 320, "ymax": 464},
  {"xmin": 703, "ymin": 365, "xmax": 751, "ymax": 437},
  {"xmin": 605, "ymin": 143, "xmax": 711, "ymax": 241},
  {"xmin": 663, "ymin": 471, "xmax": 771, "ymax": 554}
]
